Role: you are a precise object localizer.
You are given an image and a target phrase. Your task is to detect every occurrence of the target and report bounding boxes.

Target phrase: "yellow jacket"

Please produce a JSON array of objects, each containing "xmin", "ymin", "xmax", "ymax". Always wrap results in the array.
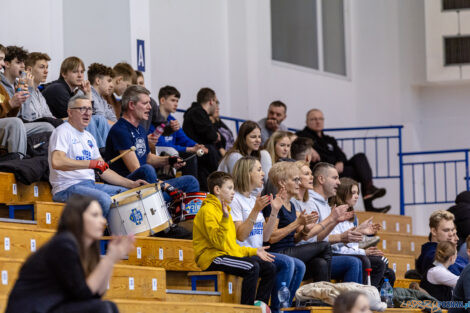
[{"xmin": 193, "ymin": 193, "xmax": 257, "ymax": 270}]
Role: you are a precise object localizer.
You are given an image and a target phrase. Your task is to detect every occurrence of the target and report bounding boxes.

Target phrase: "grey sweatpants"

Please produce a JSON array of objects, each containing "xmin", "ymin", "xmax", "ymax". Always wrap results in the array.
[{"xmin": 0, "ymin": 117, "xmax": 54, "ymax": 155}]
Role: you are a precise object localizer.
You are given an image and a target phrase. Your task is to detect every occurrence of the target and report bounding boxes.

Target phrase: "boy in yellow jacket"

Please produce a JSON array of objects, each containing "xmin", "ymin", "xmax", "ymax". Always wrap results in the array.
[{"xmin": 193, "ymin": 171, "xmax": 276, "ymax": 306}]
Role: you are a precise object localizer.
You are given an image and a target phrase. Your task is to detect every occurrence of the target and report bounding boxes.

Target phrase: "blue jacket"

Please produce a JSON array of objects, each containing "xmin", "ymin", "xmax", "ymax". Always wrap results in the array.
[
  {"xmin": 417, "ymin": 241, "xmax": 468, "ymax": 276},
  {"xmin": 156, "ymin": 115, "xmax": 196, "ymax": 153}
]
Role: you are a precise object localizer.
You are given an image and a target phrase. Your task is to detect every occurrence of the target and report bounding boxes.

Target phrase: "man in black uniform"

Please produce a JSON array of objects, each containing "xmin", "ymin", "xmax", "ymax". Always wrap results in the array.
[{"xmin": 296, "ymin": 108, "xmax": 390, "ymax": 213}]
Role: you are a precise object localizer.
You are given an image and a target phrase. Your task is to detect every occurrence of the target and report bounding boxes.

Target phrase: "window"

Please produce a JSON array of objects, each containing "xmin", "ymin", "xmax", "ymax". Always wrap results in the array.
[
  {"xmin": 444, "ymin": 36, "xmax": 470, "ymax": 65},
  {"xmin": 271, "ymin": 0, "xmax": 348, "ymax": 77},
  {"xmin": 442, "ymin": 0, "xmax": 470, "ymax": 11}
]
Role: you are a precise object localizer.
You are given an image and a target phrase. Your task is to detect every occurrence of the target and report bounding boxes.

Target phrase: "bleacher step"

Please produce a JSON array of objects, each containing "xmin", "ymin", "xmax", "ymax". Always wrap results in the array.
[
  {"xmin": 113, "ymin": 299, "xmax": 261, "ymax": 313},
  {"xmin": 377, "ymin": 232, "xmax": 427, "ymax": 258},
  {"xmin": 356, "ymin": 211, "xmax": 413, "ymax": 234}
]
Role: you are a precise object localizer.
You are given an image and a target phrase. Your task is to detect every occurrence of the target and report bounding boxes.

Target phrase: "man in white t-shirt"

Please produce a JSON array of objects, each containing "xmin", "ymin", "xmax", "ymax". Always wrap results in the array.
[{"xmin": 49, "ymin": 94, "xmax": 146, "ymax": 217}]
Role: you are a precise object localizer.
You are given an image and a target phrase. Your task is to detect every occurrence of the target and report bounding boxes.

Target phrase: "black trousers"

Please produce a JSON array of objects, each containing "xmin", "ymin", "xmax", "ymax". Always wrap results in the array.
[
  {"xmin": 196, "ymin": 144, "xmax": 221, "ymax": 191},
  {"xmin": 207, "ymin": 255, "xmax": 276, "ymax": 305},
  {"xmin": 352, "ymin": 254, "xmax": 386, "ymax": 288},
  {"xmin": 49, "ymin": 299, "xmax": 119, "ymax": 313},
  {"xmin": 179, "ymin": 151, "xmax": 199, "ymax": 179},
  {"xmin": 341, "ymin": 153, "xmax": 373, "ymax": 194},
  {"xmin": 279, "ymin": 241, "xmax": 332, "ymax": 282}
]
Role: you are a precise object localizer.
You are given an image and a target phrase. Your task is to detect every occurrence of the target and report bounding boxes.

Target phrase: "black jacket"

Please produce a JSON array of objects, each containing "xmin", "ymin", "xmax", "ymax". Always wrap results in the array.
[
  {"xmin": 0, "ymin": 155, "xmax": 49, "ymax": 184},
  {"xmin": 5, "ymin": 232, "xmax": 98, "ymax": 313},
  {"xmin": 448, "ymin": 191, "xmax": 470, "ymax": 244},
  {"xmin": 182, "ymin": 102, "xmax": 218, "ymax": 144},
  {"xmin": 296, "ymin": 127, "xmax": 347, "ymax": 165},
  {"xmin": 42, "ymin": 77, "xmax": 74, "ymax": 119},
  {"xmin": 419, "ymin": 264, "xmax": 453, "ymax": 301}
]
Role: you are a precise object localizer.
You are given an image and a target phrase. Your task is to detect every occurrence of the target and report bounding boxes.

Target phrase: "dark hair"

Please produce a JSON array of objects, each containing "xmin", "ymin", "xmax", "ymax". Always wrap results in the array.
[
  {"xmin": 5, "ymin": 46, "xmax": 28, "ymax": 63},
  {"xmin": 158, "ymin": 85, "xmax": 181, "ymax": 101},
  {"xmin": 207, "ymin": 171, "xmax": 233, "ymax": 195},
  {"xmin": 132, "ymin": 70, "xmax": 143, "ymax": 84},
  {"xmin": 0, "ymin": 44, "xmax": 6, "ymax": 54},
  {"xmin": 197, "ymin": 87, "xmax": 216, "ymax": 104},
  {"xmin": 60, "ymin": 56, "xmax": 85, "ymax": 75},
  {"xmin": 222, "ymin": 121, "xmax": 261, "ymax": 162},
  {"xmin": 57, "ymin": 194, "xmax": 101, "ymax": 277},
  {"xmin": 121, "ymin": 85, "xmax": 150, "ymax": 112},
  {"xmin": 25, "ymin": 52, "xmax": 51, "ymax": 69},
  {"xmin": 291, "ymin": 137, "xmax": 314, "ymax": 160},
  {"xmin": 312, "ymin": 162, "xmax": 335, "ymax": 186},
  {"xmin": 329, "ymin": 177, "xmax": 360, "ymax": 207},
  {"xmin": 269, "ymin": 100, "xmax": 287, "ymax": 112},
  {"xmin": 88, "ymin": 63, "xmax": 114, "ymax": 84},
  {"xmin": 113, "ymin": 62, "xmax": 135, "ymax": 82},
  {"xmin": 333, "ymin": 291, "xmax": 366, "ymax": 313}
]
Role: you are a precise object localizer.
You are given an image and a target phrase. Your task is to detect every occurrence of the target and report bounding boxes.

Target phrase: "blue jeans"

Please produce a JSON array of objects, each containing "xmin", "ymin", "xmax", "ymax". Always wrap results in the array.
[
  {"xmin": 270, "ymin": 253, "xmax": 306, "ymax": 313},
  {"xmin": 52, "ymin": 180, "xmax": 127, "ymax": 217},
  {"xmin": 86, "ymin": 115, "xmax": 110, "ymax": 148},
  {"xmin": 331, "ymin": 255, "xmax": 362, "ymax": 283},
  {"xmin": 126, "ymin": 164, "xmax": 200, "ymax": 202}
]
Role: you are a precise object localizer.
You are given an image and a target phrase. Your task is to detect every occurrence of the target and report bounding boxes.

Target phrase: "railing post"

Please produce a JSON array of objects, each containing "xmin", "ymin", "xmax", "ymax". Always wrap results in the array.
[
  {"xmin": 398, "ymin": 127, "xmax": 405, "ymax": 216},
  {"xmin": 466, "ymin": 150, "xmax": 470, "ymax": 191}
]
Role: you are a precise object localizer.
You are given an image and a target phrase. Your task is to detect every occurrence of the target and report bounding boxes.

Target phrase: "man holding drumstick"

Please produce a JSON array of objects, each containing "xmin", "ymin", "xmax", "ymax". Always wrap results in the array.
[
  {"xmin": 49, "ymin": 94, "xmax": 147, "ymax": 218},
  {"xmin": 104, "ymin": 85, "xmax": 199, "ymax": 205}
]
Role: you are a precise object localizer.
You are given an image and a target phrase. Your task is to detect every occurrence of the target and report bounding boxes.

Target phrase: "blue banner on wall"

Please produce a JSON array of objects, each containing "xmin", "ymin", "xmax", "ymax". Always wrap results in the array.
[{"xmin": 137, "ymin": 39, "xmax": 145, "ymax": 72}]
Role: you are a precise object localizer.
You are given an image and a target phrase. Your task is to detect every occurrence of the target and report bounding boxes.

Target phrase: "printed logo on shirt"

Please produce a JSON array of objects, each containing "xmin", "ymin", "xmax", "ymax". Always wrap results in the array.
[
  {"xmin": 87, "ymin": 140, "xmax": 94, "ymax": 149},
  {"xmin": 71, "ymin": 138, "xmax": 80, "ymax": 144},
  {"xmin": 249, "ymin": 222, "xmax": 264, "ymax": 236},
  {"xmin": 163, "ymin": 136, "xmax": 173, "ymax": 142},
  {"xmin": 135, "ymin": 137, "xmax": 146, "ymax": 158},
  {"xmin": 75, "ymin": 150, "xmax": 92, "ymax": 160},
  {"xmin": 327, "ymin": 143, "xmax": 334, "ymax": 151}
]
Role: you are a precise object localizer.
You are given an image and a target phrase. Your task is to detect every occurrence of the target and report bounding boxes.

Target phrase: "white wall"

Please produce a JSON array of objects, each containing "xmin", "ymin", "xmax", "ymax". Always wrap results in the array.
[
  {"xmin": 0, "ymin": 0, "xmax": 64, "ymax": 80},
  {"xmin": 3, "ymin": 0, "xmax": 470, "ymax": 234},
  {"xmin": 148, "ymin": 0, "xmax": 230, "ymax": 109},
  {"xmin": 63, "ymin": 0, "xmax": 132, "ymax": 73}
]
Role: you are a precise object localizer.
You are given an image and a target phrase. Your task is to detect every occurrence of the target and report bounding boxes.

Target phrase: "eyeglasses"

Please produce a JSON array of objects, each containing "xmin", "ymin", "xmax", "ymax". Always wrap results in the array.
[{"xmin": 70, "ymin": 106, "xmax": 93, "ymax": 114}]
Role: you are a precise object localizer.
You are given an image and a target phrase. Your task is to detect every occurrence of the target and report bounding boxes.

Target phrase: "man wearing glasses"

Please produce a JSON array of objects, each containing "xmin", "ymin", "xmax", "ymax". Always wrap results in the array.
[{"xmin": 48, "ymin": 94, "xmax": 146, "ymax": 218}]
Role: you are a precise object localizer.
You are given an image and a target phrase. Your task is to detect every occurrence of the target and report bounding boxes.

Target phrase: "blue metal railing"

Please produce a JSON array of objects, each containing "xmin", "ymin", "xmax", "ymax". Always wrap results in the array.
[
  {"xmin": 176, "ymin": 108, "xmax": 404, "ymax": 212},
  {"xmin": 399, "ymin": 149, "xmax": 470, "ymax": 214}
]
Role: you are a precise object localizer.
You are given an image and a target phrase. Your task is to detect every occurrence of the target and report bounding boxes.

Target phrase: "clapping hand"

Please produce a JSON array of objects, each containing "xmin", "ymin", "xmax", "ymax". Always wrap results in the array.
[
  {"xmin": 221, "ymin": 200, "xmax": 229, "ymax": 218},
  {"xmin": 356, "ymin": 217, "xmax": 381, "ymax": 235},
  {"xmin": 253, "ymin": 194, "xmax": 270, "ymax": 213},
  {"xmin": 340, "ymin": 227, "xmax": 363, "ymax": 243},
  {"xmin": 107, "ymin": 235, "xmax": 135, "ymax": 262},
  {"xmin": 331, "ymin": 204, "xmax": 354, "ymax": 222}
]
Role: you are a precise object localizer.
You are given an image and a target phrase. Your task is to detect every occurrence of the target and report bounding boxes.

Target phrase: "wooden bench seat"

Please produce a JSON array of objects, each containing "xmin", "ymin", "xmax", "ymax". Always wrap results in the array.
[
  {"xmin": 34, "ymin": 201, "xmax": 64, "ymax": 229},
  {"xmin": 113, "ymin": 299, "xmax": 261, "ymax": 313},
  {"xmin": 376, "ymin": 232, "xmax": 427, "ymax": 257},
  {"xmin": 187, "ymin": 271, "xmax": 242, "ymax": 303},
  {"xmin": 0, "ymin": 172, "xmax": 52, "ymax": 207},
  {"xmin": 0, "ymin": 257, "xmax": 166, "ymax": 301},
  {"xmin": 386, "ymin": 254, "xmax": 416, "ymax": 278},
  {"xmin": 127, "ymin": 236, "xmax": 200, "ymax": 271},
  {"xmin": 356, "ymin": 211, "xmax": 413, "ymax": 234}
]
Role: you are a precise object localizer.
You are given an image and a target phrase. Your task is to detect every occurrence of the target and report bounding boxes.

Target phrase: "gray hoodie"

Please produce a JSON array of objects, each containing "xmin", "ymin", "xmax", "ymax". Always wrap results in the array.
[{"xmin": 91, "ymin": 86, "xmax": 117, "ymax": 122}]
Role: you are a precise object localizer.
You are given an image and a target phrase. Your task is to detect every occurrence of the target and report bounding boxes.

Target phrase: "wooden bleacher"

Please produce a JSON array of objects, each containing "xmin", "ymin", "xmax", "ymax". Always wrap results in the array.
[{"xmin": 0, "ymin": 172, "xmax": 433, "ymax": 313}]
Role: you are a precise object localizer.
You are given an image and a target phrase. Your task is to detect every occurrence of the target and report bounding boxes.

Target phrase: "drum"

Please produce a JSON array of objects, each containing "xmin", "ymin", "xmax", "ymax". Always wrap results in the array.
[
  {"xmin": 108, "ymin": 183, "xmax": 171, "ymax": 236},
  {"xmin": 171, "ymin": 192, "xmax": 207, "ymax": 222}
]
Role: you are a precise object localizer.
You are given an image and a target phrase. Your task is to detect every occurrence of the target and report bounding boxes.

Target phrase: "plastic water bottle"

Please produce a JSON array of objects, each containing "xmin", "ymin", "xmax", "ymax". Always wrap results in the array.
[
  {"xmin": 380, "ymin": 278, "xmax": 394, "ymax": 308},
  {"xmin": 278, "ymin": 282, "xmax": 290, "ymax": 308},
  {"xmin": 153, "ymin": 123, "xmax": 166, "ymax": 136}
]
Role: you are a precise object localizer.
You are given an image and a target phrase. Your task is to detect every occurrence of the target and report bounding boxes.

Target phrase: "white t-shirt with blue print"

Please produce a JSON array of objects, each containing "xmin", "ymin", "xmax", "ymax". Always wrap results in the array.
[
  {"xmin": 48, "ymin": 122, "xmax": 100, "ymax": 195},
  {"xmin": 230, "ymin": 192, "xmax": 265, "ymax": 248}
]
